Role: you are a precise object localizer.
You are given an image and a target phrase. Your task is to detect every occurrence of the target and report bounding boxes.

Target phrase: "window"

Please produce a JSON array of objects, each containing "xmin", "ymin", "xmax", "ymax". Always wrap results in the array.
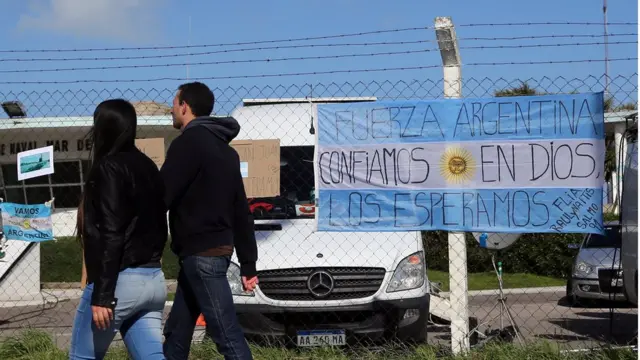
[
  {"xmin": 26, "ymin": 187, "xmax": 52, "ymax": 204},
  {"xmin": 5, "ymin": 188, "xmax": 24, "ymax": 204},
  {"xmin": 52, "ymin": 186, "xmax": 82, "ymax": 209},
  {"xmin": 1, "ymin": 164, "xmax": 19, "ymax": 186},
  {"xmin": 250, "ymin": 146, "xmax": 315, "ymax": 220},
  {"xmin": 1, "ymin": 160, "xmax": 84, "ymax": 209},
  {"xmin": 51, "ymin": 161, "xmax": 81, "ymax": 184},
  {"xmin": 82, "ymin": 160, "xmax": 92, "ymax": 179},
  {"xmin": 584, "ymin": 225, "xmax": 622, "ymax": 248}
]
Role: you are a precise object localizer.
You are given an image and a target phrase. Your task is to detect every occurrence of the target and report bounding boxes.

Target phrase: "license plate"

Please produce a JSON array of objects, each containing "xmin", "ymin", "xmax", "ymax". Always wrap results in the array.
[
  {"xmin": 296, "ymin": 330, "xmax": 345, "ymax": 347},
  {"xmin": 611, "ymin": 278, "xmax": 624, "ymax": 287}
]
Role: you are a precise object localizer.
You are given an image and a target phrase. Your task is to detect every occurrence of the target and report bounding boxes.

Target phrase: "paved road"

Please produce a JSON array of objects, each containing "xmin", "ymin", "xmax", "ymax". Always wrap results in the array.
[
  {"xmin": 431, "ymin": 290, "xmax": 637, "ymax": 349},
  {"xmin": 0, "ymin": 290, "xmax": 636, "ymax": 351}
]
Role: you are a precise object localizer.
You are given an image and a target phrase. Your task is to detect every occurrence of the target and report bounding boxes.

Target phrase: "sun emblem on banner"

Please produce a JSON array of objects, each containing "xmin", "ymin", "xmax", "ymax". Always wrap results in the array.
[
  {"xmin": 440, "ymin": 147, "xmax": 476, "ymax": 184},
  {"xmin": 22, "ymin": 219, "xmax": 31, "ymax": 229}
]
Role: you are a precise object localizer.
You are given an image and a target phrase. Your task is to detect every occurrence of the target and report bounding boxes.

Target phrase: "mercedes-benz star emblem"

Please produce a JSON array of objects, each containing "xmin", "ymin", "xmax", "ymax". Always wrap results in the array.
[{"xmin": 307, "ymin": 270, "xmax": 334, "ymax": 298}]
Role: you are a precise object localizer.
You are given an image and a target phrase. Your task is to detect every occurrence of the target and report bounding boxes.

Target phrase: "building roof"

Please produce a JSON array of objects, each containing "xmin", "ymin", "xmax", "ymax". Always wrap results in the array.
[
  {"xmin": 0, "ymin": 115, "xmax": 172, "ymax": 130},
  {"xmin": 242, "ymin": 97, "xmax": 377, "ymax": 106},
  {"xmin": 605, "ymin": 110, "xmax": 638, "ymax": 124}
]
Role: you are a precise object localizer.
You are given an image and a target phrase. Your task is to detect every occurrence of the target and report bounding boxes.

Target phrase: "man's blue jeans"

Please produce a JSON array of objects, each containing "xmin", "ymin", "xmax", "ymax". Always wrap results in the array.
[
  {"xmin": 69, "ymin": 267, "xmax": 167, "ymax": 360},
  {"xmin": 163, "ymin": 255, "xmax": 252, "ymax": 360}
]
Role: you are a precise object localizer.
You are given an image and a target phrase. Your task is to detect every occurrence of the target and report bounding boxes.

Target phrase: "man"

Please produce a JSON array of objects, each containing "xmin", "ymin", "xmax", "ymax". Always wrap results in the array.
[{"xmin": 161, "ymin": 81, "xmax": 257, "ymax": 360}]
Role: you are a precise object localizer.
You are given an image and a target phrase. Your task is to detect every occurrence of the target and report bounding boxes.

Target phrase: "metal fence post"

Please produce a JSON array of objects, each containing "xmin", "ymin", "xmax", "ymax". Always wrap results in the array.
[{"xmin": 435, "ymin": 16, "xmax": 470, "ymax": 355}]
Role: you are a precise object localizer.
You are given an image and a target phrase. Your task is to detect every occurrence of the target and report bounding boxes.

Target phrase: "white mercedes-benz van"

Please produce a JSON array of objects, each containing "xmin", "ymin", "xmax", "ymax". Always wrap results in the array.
[{"xmin": 225, "ymin": 98, "xmax": 430, "ymax": 347}]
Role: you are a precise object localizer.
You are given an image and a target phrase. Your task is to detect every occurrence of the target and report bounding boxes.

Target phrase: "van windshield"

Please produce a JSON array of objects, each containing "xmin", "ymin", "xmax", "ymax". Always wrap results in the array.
[
  {"xmin": 248, "ymin": 146, "xmax": 315, "ymax": 220},
  {"xmin": 584, "ymin": 226, "xmax": 622, "ymax": 248}
]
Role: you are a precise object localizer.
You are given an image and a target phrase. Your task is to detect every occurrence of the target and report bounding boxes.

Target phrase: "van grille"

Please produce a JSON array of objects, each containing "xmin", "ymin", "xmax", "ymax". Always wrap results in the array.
[{"xmin": 257, "ymin": 267, "xmax": 386, "ymax": 301}]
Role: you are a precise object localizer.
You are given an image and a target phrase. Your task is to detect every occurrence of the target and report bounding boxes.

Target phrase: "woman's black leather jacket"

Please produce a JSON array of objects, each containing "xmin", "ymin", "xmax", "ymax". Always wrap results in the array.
[{"xmin": 82, "ymin": 148, "xmax": 168, "ymax": 307}]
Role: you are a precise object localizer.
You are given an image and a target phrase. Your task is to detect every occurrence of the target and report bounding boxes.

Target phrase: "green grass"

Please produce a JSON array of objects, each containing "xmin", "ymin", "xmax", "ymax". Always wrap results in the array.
[
  {"xmin": 40, "ymin": 236, "xmax": 180, "ymax": 283},
  {"xmin": 427, "ymin": 270, "xmax": 566, "ymax": 292},
  {"xmin": 41, "ymin": 237, "xmax": 564, "ymax": 292},
  {"xmin": 1, "ymin": 330, "xmax": 637, "ymax": 360}
]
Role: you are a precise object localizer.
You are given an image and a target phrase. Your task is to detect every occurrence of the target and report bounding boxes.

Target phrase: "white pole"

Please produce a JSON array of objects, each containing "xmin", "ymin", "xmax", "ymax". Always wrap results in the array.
[{"xmin": 435, "ymin": 16, "xmax": 470, "ymax": 355}]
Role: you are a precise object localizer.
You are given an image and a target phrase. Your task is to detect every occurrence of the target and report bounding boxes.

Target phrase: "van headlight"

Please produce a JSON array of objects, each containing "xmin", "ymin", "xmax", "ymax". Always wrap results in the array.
[
  {"xmin": 387, "ymin": 252, "xmax": 425, "ymax": 293},
  {"xmin": 227, "ymin": 262, "xmax": 254, "ymax": 296}
]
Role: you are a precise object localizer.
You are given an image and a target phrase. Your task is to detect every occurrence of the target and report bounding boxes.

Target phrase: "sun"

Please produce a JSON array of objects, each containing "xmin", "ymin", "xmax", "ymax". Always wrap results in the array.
[
  {"xmin": 439, "ymin": 147, "xmax": 476, "ymax": 184},
  {"xmin": 22, "ymin": 219, "xmax": 31, "ymax": 229}
]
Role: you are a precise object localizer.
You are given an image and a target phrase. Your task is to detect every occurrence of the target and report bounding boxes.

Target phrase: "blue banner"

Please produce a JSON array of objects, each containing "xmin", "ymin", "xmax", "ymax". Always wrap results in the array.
[
  {"xmin": 315, "ymin": 92, "xmax": 605, "ymax": 234},
  {"xmin": 0, "ymin": 202, "xmax": 54, "ymax": 242}
]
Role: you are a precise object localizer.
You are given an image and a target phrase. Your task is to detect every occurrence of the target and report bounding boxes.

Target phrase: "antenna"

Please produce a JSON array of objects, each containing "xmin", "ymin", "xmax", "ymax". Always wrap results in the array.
[{"xmin": 603, "ymin": 0, "xmax": 609, "ymax": 95}]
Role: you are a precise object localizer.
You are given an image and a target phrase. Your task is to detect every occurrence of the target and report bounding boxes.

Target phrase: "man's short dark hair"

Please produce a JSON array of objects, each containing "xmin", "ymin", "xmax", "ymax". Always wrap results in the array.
[{"xmin": 177, "ymin": 82, "xmax": 215, "ymax": 117}]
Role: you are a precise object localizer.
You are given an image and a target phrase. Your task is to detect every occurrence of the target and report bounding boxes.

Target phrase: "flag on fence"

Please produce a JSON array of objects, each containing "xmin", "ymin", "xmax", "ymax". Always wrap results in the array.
[
  {"xmin": 0, "ymin": 202, "xmax": 54, "ymax": 242},
  {"xmin": 315, "ymin": 92, "xmax": 605, "ymax": 234}
]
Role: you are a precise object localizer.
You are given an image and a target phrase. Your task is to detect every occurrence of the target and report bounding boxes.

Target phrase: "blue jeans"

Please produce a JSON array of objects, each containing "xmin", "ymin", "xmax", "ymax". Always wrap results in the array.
[
  {"xmin": 163, "ymin": 255, "xmax": 252, "ymax": 360},
  {"xmin": 69, "ymin": 267, "xmax": 167, "ymax": 360}
]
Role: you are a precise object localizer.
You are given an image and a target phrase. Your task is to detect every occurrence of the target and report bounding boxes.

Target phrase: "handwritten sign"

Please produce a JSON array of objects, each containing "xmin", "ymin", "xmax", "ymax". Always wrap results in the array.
[
  {"xmin": 0, "ymin": 202, "xmax": 54, "ymax": 242},
  {"xmin": 315, "ymin": 92, "xmax": 605, "ymax": 234},
  {"xmin": 135, "ymin": 138, "xmax": 165, "ymax": 168},
  {"xmin": 231, "ymin": 139, "xmax": 280, "ymax": 198}
]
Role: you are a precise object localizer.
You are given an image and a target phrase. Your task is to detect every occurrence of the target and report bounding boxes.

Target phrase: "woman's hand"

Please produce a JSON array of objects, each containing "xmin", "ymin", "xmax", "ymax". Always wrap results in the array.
[{"xmin": 92, "ymin": 305, "xmax": 113, "ymax": 330}]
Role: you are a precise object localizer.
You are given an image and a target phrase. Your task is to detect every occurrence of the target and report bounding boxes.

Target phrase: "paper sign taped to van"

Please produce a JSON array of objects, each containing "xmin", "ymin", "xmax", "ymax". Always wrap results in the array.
[
  {"xmin": 231, "ymin": 139, "xmax": 280, "ymax": 198},
  {"xmin": 135, "ymin": 138, "xmax": 165, "ymax": 168}
]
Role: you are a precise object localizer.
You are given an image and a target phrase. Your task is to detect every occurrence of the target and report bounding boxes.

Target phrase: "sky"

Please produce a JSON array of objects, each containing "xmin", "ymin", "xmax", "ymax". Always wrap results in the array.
[{"xmin": 0, "ymin": 0, "xmax": 637, "ymax": 116}]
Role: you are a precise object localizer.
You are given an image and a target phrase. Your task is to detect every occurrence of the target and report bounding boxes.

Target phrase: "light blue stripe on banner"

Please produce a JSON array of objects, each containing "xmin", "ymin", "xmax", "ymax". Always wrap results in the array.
[
  {"xmin": 2, "ymin": 225, "xmax": 53, "ymax": 242},
  {"xmin": 0, "ymin": 203, "xmax": 51, "ymax": 219},
  {"xmin": 317, "ymin": 188, "xmax": 604, "ymax": 234},
  {"xmin": 317, "ymin": 92, "xmax": 604, "ymax": 146}
]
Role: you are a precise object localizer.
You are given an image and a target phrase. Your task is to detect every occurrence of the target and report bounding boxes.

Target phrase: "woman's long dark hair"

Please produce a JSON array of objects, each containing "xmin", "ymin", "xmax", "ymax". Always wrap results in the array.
[
  {"xmin": 77, "ymin": 99, "xmax": 138, "ymax": 245},
  {"xmin": 88, "ymin": 99, "xmax": 138, "ymax": 168}
]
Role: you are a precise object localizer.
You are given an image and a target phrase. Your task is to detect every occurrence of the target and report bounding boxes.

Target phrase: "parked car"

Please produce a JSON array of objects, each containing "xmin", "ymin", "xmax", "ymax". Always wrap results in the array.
[
  {"xmin": 621, "ymin": 126, "xmax": 637, "ymax": 306},
  {"xmin": 567, "ymin": 221, "xmax": 625, "ymax": 305}
]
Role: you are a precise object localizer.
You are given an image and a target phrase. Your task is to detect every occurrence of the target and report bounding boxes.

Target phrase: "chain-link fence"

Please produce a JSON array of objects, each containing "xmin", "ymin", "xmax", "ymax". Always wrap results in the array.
[{"xmin": 0, "ymin": 74, "xmax": 636, "ymax": 354}]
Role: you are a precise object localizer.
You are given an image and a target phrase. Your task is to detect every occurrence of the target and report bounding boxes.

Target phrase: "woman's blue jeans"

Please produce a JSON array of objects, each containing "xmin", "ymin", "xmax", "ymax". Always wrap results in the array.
[{"xmin": 69, "ymin": 267, "xmax": 167, "ymax": 360}]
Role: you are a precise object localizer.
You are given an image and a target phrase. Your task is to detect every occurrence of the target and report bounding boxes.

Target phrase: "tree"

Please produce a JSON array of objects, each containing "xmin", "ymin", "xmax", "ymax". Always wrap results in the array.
[
  {"xmin": 603, "ymin": 97, "xmax": 637, "ymax": 112},
  {"xmin": 494, "ymin": 82, "xmax": 538, "ymax": 97}
]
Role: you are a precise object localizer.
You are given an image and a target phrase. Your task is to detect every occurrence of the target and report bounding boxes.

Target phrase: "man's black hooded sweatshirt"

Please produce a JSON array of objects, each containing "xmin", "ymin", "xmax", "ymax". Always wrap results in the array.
[{"xmin": 161, "ymin": 116, "xmax": 258, "ymax": 277}]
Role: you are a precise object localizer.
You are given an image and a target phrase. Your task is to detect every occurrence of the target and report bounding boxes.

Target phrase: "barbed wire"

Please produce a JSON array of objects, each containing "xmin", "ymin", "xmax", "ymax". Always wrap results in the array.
[
  {"xmin": 0, "ymin": 58, "xmax": 635, "ymax": 84},
  {"xmin": 0, "ymin": 49, "xmax": 429, "ymax": 73},
  {"xmin": 0, "ymin": 40, "xmax": 435, "ymax": 63},
  {"xmin": 457, "ymin": 21, "xmax": 638, "ymax": 27},
  {"xmin": 0, "ymin": 37, "xmax": 636, "ymax": 63},
  {"xmin": 1, "ymin": 41, "xmax": 637, "ymax": 74},
  {"xmin": 0, "ymin": 22, "xmax": 636, "ymax": 54},
  {"xmin": 463, "ymin": 32, "xmax": 637, "ymax": 41},
  {"xmin": 0, "ymin": 27, "xmax": 433, "ymax": 54}
]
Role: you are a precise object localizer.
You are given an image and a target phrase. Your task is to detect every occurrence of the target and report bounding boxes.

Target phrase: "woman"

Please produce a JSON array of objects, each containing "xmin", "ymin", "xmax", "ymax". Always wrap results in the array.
[{"xmin": 69, "ymin": 99, "xmax": 168, "ymax": 360}]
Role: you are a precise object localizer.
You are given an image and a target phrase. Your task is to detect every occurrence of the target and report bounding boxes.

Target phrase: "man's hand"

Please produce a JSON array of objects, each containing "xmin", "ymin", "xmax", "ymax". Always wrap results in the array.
[
  {"xmin": 242, "ymin": 276, "xmax": 259, "ymax": 292},
  {"xmin": 92, "ymin": 305, "xmax": 113, "ymax": 330}
]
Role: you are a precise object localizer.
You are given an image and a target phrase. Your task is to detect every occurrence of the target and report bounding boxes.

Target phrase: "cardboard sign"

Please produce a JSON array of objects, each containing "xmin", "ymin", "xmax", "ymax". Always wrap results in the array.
[
  {"xmin": 230, "ymin": 139, "xmax": 280, "ymax": 198},
  {"xmin": 135, "ymin": 138, "xmax": 165, "ymax": 168}
]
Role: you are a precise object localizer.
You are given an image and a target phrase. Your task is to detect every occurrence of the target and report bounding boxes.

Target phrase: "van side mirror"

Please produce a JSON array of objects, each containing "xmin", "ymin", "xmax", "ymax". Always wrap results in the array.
[{"xmin": 568, "ymin": 243, "xmax": 580, "ymax": 250}]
